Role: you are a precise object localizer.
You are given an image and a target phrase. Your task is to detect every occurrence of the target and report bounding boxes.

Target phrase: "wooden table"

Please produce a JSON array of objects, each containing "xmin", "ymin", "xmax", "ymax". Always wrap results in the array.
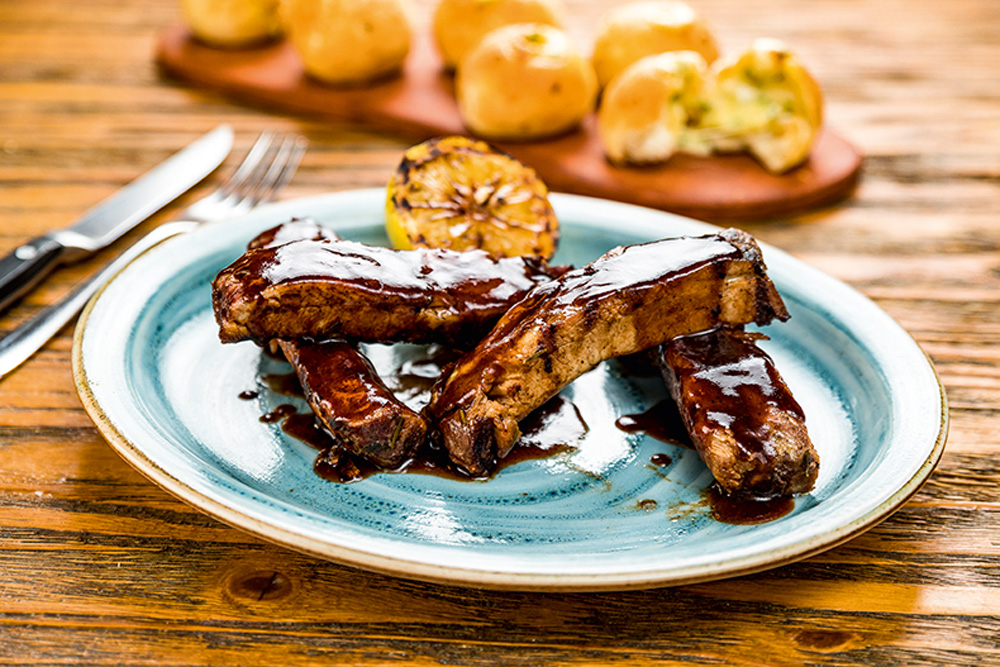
[{"xmin": 1, "ymin": 0, "xmax": 997, "ymax": 663}]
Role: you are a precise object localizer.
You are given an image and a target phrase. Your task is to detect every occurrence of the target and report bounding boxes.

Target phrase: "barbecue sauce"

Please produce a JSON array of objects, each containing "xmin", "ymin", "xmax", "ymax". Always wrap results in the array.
[
  {"xmin": 705, "ymin": 482, "xmax": 794, "ymax": 525},
  {"xmin": 615, "ymin": 399, "xmax": 693, "ymax": 448},
  {"xmin": 249, "ymin": 388, "xmax": 794, "ymax": 524},
  {"xmin": 262, "ymin": 372, "xmax": 305, "ymax": 398},
  {"xmin": 282, "ymin": 412, "xmax": 336, "ymax": 450},
  {"xmin": 250, "ymin": 383, "xmax": 587, "ymax": 484},
  {"xmin": 502, "ymin": 395, "xmax": 585, "ymax": 463},
  {"xmin": 244, "ymin": 332, "xmax": 798, "ymax": 524},
  {"xmin": 261, "ymin": 240, "xmax": 558, "ymax": 305},
  {"xmin": 218, "ymin": 237, "xmax": 562, "ymax": 346},
  {"xmin": 260, "ymin": 404, "xmax": 297, "ymax": 424},
  {"xmin": 314, "ymin": 395, "xmax": 584, "ymax": 483},
  {"xmin": 314, "ymin": 443, "xmax": 380, "ymax": 484},
  {"xmin": 386, "ymin": 345, "xmax": 463, "ymax": 406},
  {"xmin": 649, "ymin": 453, "xmax": 673, "ymax": 467}
]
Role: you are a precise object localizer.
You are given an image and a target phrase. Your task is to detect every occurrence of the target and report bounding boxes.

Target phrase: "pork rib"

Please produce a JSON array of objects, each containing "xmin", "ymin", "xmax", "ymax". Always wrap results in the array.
[
  {"xmin": 656, "ymin": 328, "xmax": 819, "ymax": 498},
  {"xmin": 278, "ymin": 339, "xmax": 429, "ymax": 468},
  {"xmin": 243, "ymin": 220, "xmax": 429, "ymax": 468},
  {"xmin": 426, "ymin": 229, "xmax": 789, "ymax": 476},
  {"xmin": 212, "ymin": 237, "xmax": 564, "ymax": 347}
]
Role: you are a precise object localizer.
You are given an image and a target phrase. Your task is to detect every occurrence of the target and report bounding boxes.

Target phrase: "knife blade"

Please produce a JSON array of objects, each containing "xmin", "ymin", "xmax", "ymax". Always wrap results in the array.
[{"xmin": 0, "ymin": 125, "xmax": 233, "ymax": 314}]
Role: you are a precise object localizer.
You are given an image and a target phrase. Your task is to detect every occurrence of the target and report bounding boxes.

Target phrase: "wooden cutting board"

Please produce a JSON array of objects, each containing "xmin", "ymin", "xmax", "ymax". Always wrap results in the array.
[{"xmin": 156, "ymin": 25, "xmax": 862, "ymax": 222}]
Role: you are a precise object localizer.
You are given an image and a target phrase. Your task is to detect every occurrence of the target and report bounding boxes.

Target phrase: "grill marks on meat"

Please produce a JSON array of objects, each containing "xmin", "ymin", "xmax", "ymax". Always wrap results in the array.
[
  {"xmin": 426, "ymin": 230, "xmax": 789, "ymax": 476},
  {"xmin": 656, "ymin": 328, "xmax": 819, "ymax": 498},
  {"xmin": 278, "ymin": 339, "xmax": 428, "ymax": 468},
  {"xmin": 212, "ymin": 238, "xmax": 563, "ymax": 347}
]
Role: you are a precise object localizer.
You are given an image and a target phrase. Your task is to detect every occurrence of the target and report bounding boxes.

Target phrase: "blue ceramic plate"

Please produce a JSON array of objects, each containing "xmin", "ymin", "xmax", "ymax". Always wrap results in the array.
[{"xmin": 73, "ymin": 190, "xmax": 947, "ymax": 591}]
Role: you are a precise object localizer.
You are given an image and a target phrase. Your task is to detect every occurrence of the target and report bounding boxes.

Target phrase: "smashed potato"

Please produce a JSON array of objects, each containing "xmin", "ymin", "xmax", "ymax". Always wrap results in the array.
[
  {"xmin": 181, "ymin": 0, "xmax": 282, "ymax": 47},
  {"xmin": 598, "ymin": 50, "xmax": 710, "ymax": 165},
  {"xmin": 433, "ymin": 0, "xmax": 565, "ymax": 71},
  {"xmin": 701, "ymin": 38, "xmax": 823, "ymax": 172},
  {"xmin": 456, "ymin": 23, "xmax": 597, "ymax": 141},
  {"xmin": 592, "ymin": 0, "xmax": 718, "ymax": 90},
  {"xmin": 280, "ymin": 0, "xmax": 413, "ymax": 85}
]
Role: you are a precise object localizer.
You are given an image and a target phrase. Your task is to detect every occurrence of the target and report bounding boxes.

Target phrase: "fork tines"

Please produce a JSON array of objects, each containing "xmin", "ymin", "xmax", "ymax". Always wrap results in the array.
[{"xmin": 219, "ymin": 131, "xmax": 307, "ymax": 211}]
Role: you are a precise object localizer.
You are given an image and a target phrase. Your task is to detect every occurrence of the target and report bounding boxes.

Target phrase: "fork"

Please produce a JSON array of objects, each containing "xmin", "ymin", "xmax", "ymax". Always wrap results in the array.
[{"xmin": 0, "ymin": 131, "xmax": 307, "ymax": 380}]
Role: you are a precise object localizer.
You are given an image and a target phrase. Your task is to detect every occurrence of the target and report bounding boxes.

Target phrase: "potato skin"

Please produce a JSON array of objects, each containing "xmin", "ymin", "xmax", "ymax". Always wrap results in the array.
[
  {"xmin": 433, "ymin": 0, "xmax": 565, "ymax": 71},
  {"xmin": 592, "ymin": 0, "xmax": 718, "ymax": 90},
  {"xmin": 182, "ymin": 0, "xmax": 282, "ymax": 48},
  {"xmin": 280, "ymin": 0, "xmax": 413, "ymax": 85},
  {"xmin": 456, "ymin": 23, "xmax": 597, "ymax": 141},
  {"xmin": 597, "ymin": 50, "xmax": 709, "ymax": 165}
]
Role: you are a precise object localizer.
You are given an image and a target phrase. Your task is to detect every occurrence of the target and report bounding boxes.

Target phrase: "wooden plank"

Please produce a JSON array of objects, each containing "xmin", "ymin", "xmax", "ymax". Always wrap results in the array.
[{"xmin": 154, "ymin": 25, "xmax": 862, "ymax": 222}]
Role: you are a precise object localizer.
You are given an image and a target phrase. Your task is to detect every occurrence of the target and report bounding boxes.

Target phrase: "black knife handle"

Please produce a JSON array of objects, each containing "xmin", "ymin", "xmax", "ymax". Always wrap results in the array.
[{"xmin": 0, "ymin": 236, "xmax": 68, "ymax": 313}]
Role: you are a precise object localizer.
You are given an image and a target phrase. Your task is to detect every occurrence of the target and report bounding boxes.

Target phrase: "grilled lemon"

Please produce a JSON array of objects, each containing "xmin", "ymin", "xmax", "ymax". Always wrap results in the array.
[{"xmin": 385, "ymin": 136, "xmax": 559, "ymax": 260}]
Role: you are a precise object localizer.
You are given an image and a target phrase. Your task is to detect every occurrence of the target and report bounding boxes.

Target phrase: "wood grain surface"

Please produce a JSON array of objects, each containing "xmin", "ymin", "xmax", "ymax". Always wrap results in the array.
[{"xmin": 1, "ymin": 0, "xmax": 999, "ymax": 664}]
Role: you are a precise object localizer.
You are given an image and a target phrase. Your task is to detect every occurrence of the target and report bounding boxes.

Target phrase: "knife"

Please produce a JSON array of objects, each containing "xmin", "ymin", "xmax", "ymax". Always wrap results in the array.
[{"xmin": 0, "ymin": 125, "xmax": 233, "ymax": 314}]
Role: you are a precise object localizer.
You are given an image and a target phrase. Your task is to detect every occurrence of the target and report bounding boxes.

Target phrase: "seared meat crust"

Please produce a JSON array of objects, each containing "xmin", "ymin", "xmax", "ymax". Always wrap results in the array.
[
  {"xmin": 657, "ymin": 328, "xmax": 819, "ymax": 498},
  {"xmin": 426, "ymin": 229, "xmax": 788, "ymax": 476},
  {"xmin": 213, "ymin": 237, "xmax": 563, "ymax": 347}
]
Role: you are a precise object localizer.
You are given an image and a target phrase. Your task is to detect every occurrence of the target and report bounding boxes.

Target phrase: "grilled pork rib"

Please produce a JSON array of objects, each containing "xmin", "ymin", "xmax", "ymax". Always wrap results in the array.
[
  {"xmin": 246, "ymin": 220, "xmax": 429, "ymax": 468},
  {"xmin": 212, "ymin": 238, "xmax": 564, "ymax": 347},
  {"xmin": 657, "ymin": 328, "xmax": 819, "ymax": 498},
  {"xmin": 426, "ymin": 229, "xmax": 789, "ymax": 476},
  {"xmin": 229, "ymin": 221, "xmax": 814, "ymax": 493},
  {"xmin": 278, "ymin": 339, "xmax": 429, "ymax": 468}
]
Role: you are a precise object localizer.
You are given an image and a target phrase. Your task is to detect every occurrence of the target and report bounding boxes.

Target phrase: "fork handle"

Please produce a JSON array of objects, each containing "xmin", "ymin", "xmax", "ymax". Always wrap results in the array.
[{"xmin": 0, "ymin": 221, "xmax": 199, "ymax": 380}]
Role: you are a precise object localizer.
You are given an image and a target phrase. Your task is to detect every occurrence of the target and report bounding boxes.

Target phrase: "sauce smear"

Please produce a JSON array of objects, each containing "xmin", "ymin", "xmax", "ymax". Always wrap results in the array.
[
  {"xmin": 262, "ymin": 372, "xmax": 305, "ymax": 398},
  {"xmin": 615, "ymin": 398, "xmax": 693, "ymax": 448},
  {"xmin": 706, "ymin": 482, "xmax": 794, "ymax": 525},
  {"xmin": 253, "ymin": 386, "xmax": 588, "ymax": 484},
  {"xmin": 246, "ymin": 351, "xmax": 795, "ymax": 525}
]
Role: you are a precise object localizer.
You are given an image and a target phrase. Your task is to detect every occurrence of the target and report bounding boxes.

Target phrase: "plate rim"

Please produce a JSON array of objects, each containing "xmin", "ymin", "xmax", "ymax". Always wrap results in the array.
[{"xmin": 72, "ymin": 189, "xmax": 949, "ymax": 591}]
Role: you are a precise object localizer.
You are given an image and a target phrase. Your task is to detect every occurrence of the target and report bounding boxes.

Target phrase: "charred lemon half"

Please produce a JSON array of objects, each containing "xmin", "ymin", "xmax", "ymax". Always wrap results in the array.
[{"xmin": 385, "ymin": 136, "xmax": 559, "ymax": 260}]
